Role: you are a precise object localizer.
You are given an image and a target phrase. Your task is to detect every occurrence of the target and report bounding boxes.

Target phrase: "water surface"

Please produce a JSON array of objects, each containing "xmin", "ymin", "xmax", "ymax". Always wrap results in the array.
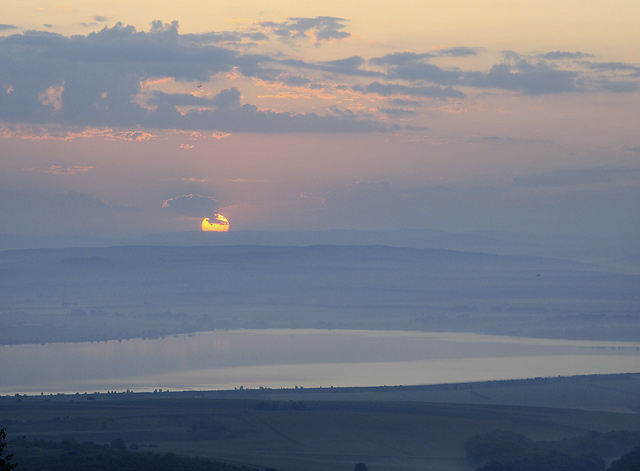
[{"xmin": 1, "ymin": 329, "xmax": 639, "ymax": 395}]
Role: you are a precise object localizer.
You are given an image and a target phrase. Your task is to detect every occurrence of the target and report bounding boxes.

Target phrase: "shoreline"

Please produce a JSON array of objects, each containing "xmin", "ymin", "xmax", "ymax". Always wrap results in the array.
[{"xmin": 3, "ymin": 371, "xmax": 639, "ymax": 405}]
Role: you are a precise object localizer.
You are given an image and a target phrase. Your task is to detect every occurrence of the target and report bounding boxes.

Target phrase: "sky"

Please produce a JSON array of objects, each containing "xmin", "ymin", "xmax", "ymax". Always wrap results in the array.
[{"xmin": 1, "ymin": 0, "xmax": 639, "ymax": 239}]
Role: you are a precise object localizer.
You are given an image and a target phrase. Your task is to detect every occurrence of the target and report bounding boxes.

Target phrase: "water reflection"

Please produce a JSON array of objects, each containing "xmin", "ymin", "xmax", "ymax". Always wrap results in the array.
[{"xmin": 1, "ymin": 329, "xmax": 639, "ymax": 395}]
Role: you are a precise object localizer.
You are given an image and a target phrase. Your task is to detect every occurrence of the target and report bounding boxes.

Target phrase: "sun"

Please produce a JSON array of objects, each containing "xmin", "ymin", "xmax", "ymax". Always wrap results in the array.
[{"xmin": 202, "ymin": 214, "xmax": 229, "ymax": 232}]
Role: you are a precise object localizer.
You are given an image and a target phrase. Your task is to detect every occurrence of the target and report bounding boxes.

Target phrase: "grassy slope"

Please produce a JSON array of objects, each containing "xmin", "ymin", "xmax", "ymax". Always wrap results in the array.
[{"xmin": 238, "ymin": 374, "xmax": 640, "ymax": 414}]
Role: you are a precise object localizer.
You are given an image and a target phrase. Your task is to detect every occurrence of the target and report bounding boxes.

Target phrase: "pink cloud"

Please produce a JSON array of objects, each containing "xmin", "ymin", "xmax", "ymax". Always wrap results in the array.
[
  {"xmin": 38, "ymin": 83, "xmax": 64, "ymax": 111},
  {"xmin": 22, "ymin": 165, "xmax": 94, "ymax": 176},
  {"xmin": 0, "ymin": 124, "xmax": 156, "ymax": 141}
]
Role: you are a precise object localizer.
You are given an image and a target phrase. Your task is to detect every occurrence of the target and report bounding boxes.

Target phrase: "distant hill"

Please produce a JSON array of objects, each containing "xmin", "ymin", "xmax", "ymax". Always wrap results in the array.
[
  {"xmin": 1, "ymin": 245, "xmax": 638, "ymax": 344},
  {"xmin": 1, "ymin": 228, "xmax": 638, "ymax": 263}
]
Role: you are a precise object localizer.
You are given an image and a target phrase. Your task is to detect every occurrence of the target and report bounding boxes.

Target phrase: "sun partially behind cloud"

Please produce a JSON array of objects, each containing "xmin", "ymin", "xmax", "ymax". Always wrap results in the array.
[{"xmin": 202, "ymin": 214, "xmax": 229, "ymax": 232}]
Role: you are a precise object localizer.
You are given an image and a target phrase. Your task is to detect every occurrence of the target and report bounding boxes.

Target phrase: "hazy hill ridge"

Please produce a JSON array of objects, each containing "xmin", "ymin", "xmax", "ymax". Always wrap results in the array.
[
  {"xmin": 1, "ymin": 245, "xmax": 638, "ymax": 344},
  {"xmin": 2, "ymin": 228, "xmax": 638, "ymax": 265}
]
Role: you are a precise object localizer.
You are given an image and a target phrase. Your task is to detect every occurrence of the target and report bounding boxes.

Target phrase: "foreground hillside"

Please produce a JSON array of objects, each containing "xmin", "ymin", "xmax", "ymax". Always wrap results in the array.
[
  {"xmin": 2, "ymin": 375, "xmax": 640, "ymax": 471},
  {"xmin": 1, "ymin": 245, "xmax": 638, "ymax": 344}
]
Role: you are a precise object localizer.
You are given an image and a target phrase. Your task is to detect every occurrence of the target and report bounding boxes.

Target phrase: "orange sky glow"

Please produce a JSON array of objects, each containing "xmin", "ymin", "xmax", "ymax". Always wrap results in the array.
[{"xmin": 0, "ymin": 1, "xmax": 638, "ymax": 238}]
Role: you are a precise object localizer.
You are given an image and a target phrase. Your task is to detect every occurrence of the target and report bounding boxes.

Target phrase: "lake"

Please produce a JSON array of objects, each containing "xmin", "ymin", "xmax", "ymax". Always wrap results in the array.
[{"xmin": 1, "ymin": 329, "xmax": 639, "ymax": 395}]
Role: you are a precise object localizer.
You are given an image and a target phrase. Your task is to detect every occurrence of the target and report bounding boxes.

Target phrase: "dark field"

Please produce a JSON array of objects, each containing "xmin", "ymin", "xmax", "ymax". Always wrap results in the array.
[{"xmin": 3, "ymin": 374, "xmax": 640, "ymax": 471}]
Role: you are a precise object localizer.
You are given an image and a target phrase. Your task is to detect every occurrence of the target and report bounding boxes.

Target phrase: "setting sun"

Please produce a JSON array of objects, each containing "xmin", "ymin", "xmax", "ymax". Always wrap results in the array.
[{"xmin": 202, "ymin": 214, "xmax": 229, "ymax": 232}]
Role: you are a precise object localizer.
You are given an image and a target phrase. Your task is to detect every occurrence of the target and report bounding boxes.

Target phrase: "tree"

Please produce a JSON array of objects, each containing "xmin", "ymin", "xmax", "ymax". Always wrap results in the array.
[
  {"xmin": 609, "ymin": 446, "xmax": 640, "ymax": 471},
  {"xmin": 0, "ymin": 428, "xmax": 18, "ymax": 471},
  {"xmin": 465, "ymin": 429, "xmax": 537, "ymax": 462},
  {"xmin": 110, "ymin": 438, "xmax": 126, "ymax": 452}
]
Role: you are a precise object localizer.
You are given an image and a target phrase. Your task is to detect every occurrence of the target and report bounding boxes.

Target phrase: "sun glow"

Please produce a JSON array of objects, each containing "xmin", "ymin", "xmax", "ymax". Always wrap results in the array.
[{"xmin": 202, "ymin": 214, "xmax": 229, "ymax": 232}]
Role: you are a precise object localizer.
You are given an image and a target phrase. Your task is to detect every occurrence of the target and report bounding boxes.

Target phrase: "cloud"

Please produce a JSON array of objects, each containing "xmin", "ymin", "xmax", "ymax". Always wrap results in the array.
[
  {"xmin": 105, "ymin": 130, "xmax": 155, "ymax": 141},
  {"xmin": 584, "ymin": 61, "xmax": 640, "ymax": 78},
  {"xmin": 161, "ymin": 194, "xmax": 221, "ymax": 216},
  {"xmin": 147, "ymin": 88, "xmax": 240, "ymax": 108},
  {"xmin": 0, "ymin": 22, "xmax": 390, "ymax": 133},
  {"xmin": 258, "ymin": 16, "xmax": 350, "ymax": 45},
  {"xmin": 0, "ymin": 190, "xmax": 141, "ymax": 236},
  {"xmin": 391, "ymin": 61, "xmax": 464, "ymax": 84},
  {"xmin": 182, "ymin": 31, "xmax": 269, "ymax": 47},
  {"xmin": 513, "ymin": 167, "xmax": 639, "ymax": 188},
  {"xmin": 301, "ymin": 181, "xmax": 395, "ymax": 220},
  {"xmin": 538, "ymin": 51, "xmax": 592, "ymax": 60},
  {"xmin": 38, "ymin": 83, "xmax": 64, "ymax": 111},
  {"xmin": 281, "ymin": 56, "xmax": 381, "ymax": 77},
  {"xmin": 388, "ymin": 98, "xmax": 420, "ymax": 106},
  {"xmin": 22, "ymin": 165, "xmax": 94, "ymax": 176},
  {"xmin": 372, "ymin": 51, "xmax": 570, "ymax": 95},
  {"xmin": 0, "ymin": 22, "xmax": 240, "ymax": 123},
  {"xmin": 372, "ymin": 47, "xmax": 476, "ymax": 62},
  {"xmin": 0, "ymin": 123, "xmax": 156, "ymax": 141},
  {"xmin": 462, "ymin": 54, "xmax": 579, "ymax": 95},
  {"xmin": 280, "ymin": 74, "xmax": 312, "ymax": 87},
  {"xmin": 371, "ymin": 52, "xmax": 435, "ymax": 67},
  {"xmin": 370, "ymin": 49, "xmax": 637, "ymax": 96},
  {"xmin": 0, "ymin": 20, "xmax": 637, "ymax": 136},
  {"xmin": 581, "ymin": 60, "xmax": 640, "ymax": 92},
  {"xmin": 139, "ymin": 99, "xmax": 391, "ymax": 132},
  {"xmin": 436, "ymin": 47, "xmax": 478, "ymax": 57},
  {"xmin": 354, "ymin": 82, "xmax": 465, "ymax": 99},
  {"xmin": 203, "ymin": 214, "xmax": 228, "ymax": 226},
  {"xmin": 302, "ymin": 181, "xmax": 471, "ymax": 231},
  {"xmin": 93, "ymin": 16, "xmax": 109, "ymax": 22},
  {"xmin": 0, "ymin": 24, "xmax": 19, "ymax": 31},
  {"xmin": 210, "ymin": 87, "xmax": 241, "ymax": 108},
  {"xmin": 595, "ymin": 81, "xmax": 638, "ymax": 93},
  {"xmin": 380, "ymin": 107, "xmax": 417, "ymax": 116},
  {"xmin": 302, "ymin": 178, "xmax": 640, "ymax": 236}
]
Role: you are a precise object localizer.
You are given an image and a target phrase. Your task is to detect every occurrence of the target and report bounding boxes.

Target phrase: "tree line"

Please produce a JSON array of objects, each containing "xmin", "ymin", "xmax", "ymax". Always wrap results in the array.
[
  {"xmin": 465, "ymin": 429, "xmax": 640, "ymax": 471},
  {"xmin": 3, "ymin": 434, "xmax": 274, "ymax": 471}
]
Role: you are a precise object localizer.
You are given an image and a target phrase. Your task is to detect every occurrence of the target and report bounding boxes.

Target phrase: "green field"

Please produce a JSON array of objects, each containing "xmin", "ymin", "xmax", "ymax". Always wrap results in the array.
[{"xmin": 3, "ymin": 374, "xmax": 640, "ymax": 471}]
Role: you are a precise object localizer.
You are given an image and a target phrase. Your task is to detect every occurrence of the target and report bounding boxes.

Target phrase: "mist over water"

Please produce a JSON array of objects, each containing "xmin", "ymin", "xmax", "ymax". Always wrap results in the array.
[{"xmin": 2, "ymin": 329, "xmax": 639, "ymax": 395}]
